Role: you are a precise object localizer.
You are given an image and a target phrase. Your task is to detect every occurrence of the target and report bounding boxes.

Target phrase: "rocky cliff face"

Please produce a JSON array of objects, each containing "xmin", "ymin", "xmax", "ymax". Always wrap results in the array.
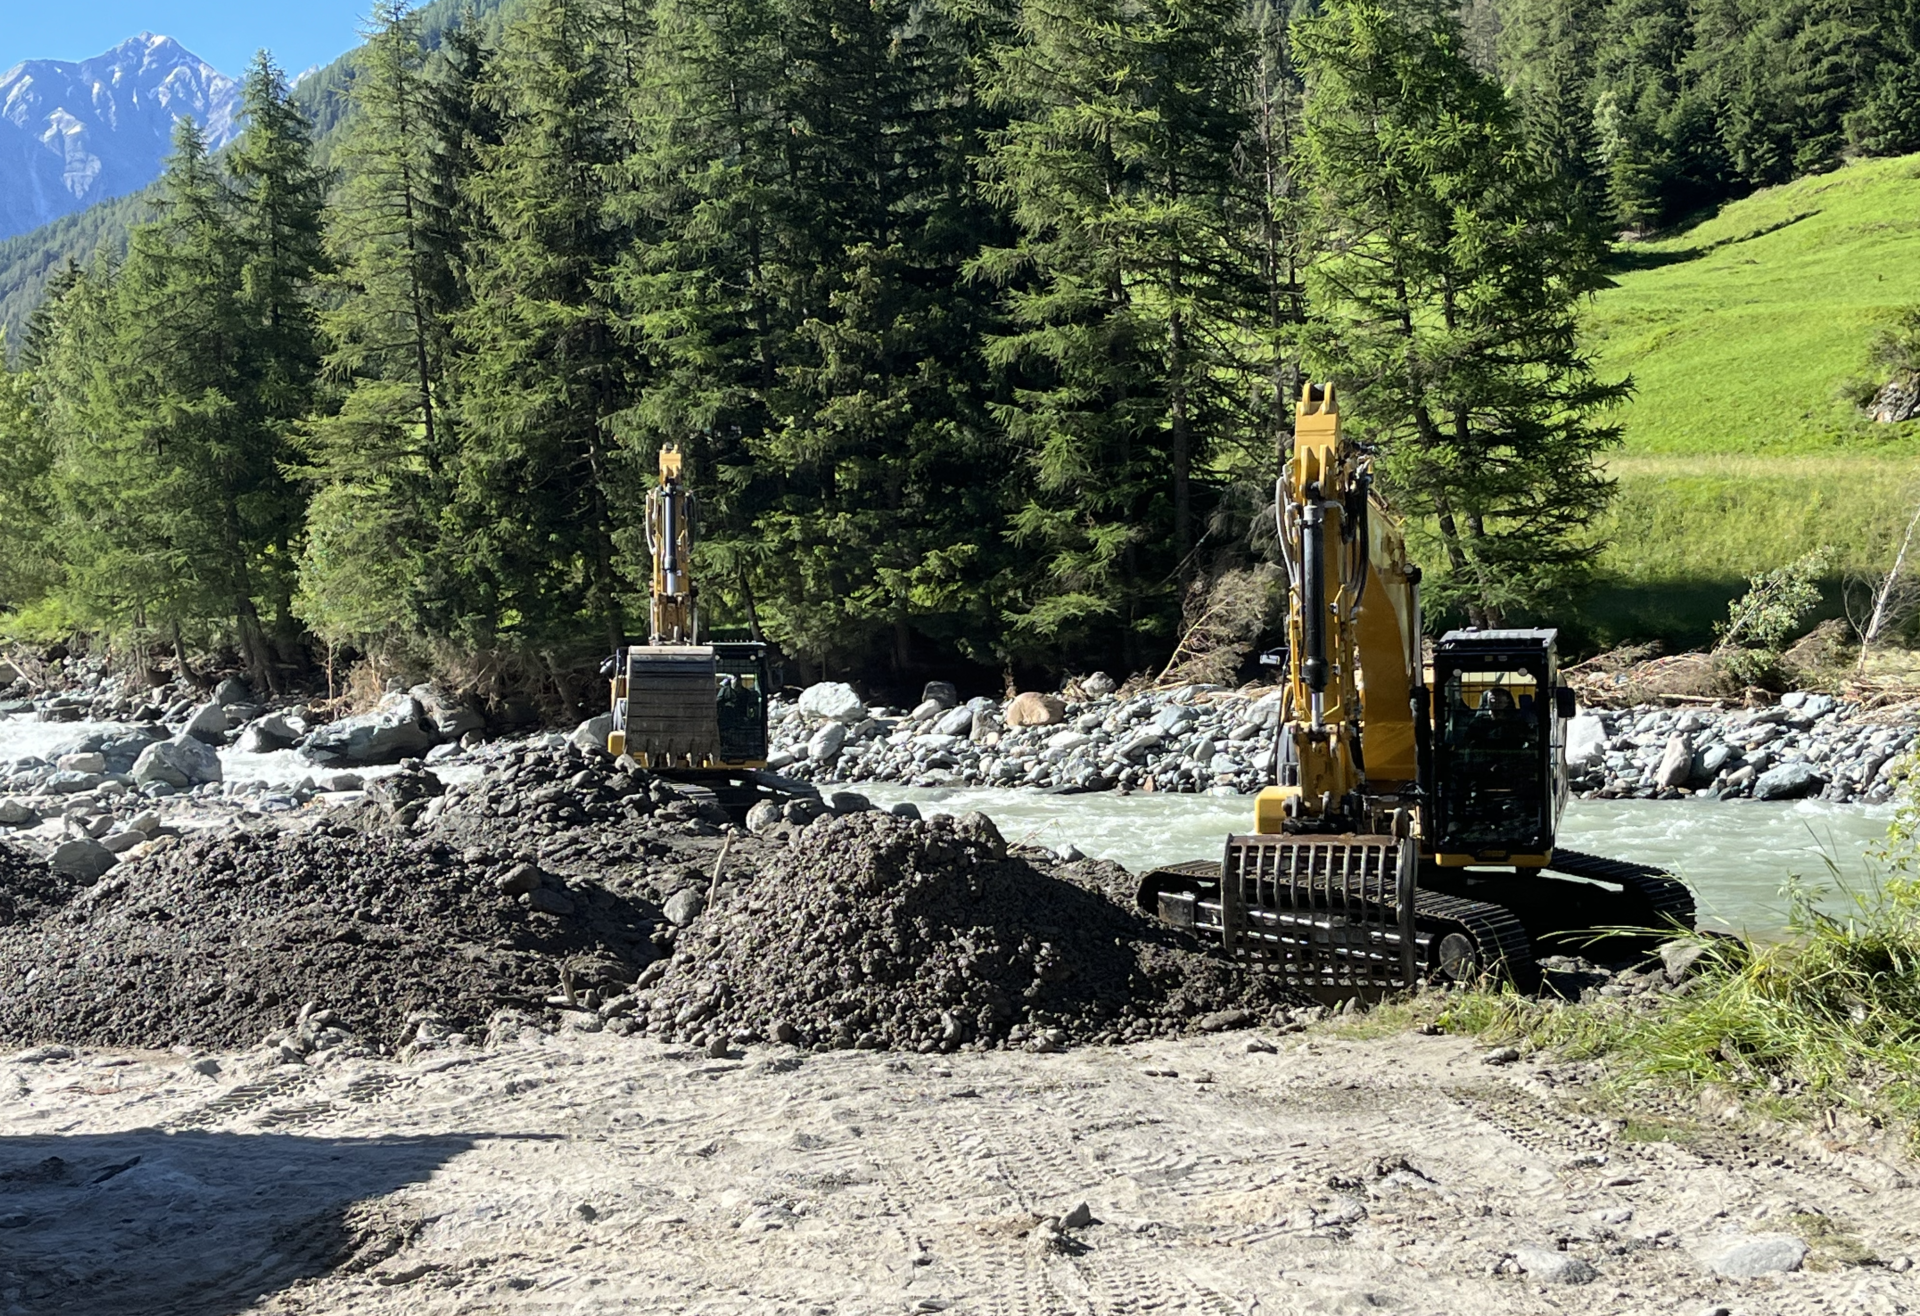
[{"xmin": 0, "ymin": 35, "xmax": 240, "ymax": 241}]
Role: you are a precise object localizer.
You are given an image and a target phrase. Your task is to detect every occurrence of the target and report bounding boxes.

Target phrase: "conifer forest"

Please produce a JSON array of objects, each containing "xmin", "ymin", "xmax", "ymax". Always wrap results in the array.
[{"xmin": 1, "ymin": 0, "xmax": 1915, "ymax": 697}]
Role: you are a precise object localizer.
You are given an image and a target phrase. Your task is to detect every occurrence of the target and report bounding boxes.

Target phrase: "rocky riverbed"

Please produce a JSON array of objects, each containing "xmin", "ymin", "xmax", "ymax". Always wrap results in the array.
[{"xmin": 765, "ymin": 678, "xmax": 1918, "ymax": 806}]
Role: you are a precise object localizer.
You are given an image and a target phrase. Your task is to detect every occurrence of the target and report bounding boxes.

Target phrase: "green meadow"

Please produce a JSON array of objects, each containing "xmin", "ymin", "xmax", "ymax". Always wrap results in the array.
[{"xmin": 1576, "ymin": 153, "xmax": 1920, "ymax": 646}]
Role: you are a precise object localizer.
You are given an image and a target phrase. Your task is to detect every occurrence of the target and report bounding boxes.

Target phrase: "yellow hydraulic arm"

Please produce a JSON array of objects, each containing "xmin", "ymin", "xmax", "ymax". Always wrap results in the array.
[
  {"xmin": 647, "ymin": 443, "xmax": 697, "ymax": 644},
  {"xmin": 1255, "ymin": 383, "xmax": 1424, "ymax": 835}
]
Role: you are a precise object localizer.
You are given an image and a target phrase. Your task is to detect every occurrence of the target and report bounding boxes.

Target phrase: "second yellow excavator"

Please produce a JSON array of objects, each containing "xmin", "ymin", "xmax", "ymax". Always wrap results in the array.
[
  {"xmin": 606, "ymin": 443, "xmax": 775, "ymax": 781},
  {"xmin": 1140, "ymin": 385, "xmax": 1692, "ymax": 996}
]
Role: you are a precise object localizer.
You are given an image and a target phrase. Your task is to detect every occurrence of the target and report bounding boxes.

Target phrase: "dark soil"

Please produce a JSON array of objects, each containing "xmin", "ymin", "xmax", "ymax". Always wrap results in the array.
[
  {"xmin": 0, "ymin": 746, "xmax": 1297, "ymax": 1054},
  {"xmin": 638, "ymin": 811, "xmax": 1301, "ymax": 1052}
]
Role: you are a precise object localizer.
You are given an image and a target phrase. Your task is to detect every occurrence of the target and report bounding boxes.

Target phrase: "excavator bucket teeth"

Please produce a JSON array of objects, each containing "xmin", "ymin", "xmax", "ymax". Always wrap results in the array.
[
  {"xmin": 614, "ymin": 646, "xmax": 721, "ymax": 764},
  {"xmin": 1219, "ymin": 834, "xmax": 1419, "ymax": 998}
]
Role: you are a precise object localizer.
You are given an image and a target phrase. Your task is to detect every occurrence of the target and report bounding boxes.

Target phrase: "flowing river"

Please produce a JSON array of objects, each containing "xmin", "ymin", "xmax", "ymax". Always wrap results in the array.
[
  {"xmin": 853, "ymin": 784, "xmax": 1900, "ymax": 936},
  {"xmin": 3, "ymin": 714, "xmax": 1899, "ymax": 935}
]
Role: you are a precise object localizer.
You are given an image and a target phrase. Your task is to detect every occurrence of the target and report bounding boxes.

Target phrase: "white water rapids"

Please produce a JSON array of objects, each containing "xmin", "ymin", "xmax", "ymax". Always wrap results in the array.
[{"xmin": 3, "ymin": 714, "xmax": 1898, "ymax": 934}]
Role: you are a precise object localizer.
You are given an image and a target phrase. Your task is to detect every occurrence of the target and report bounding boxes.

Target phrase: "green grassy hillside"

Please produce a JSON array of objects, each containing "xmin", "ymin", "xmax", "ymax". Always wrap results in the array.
[{"xmin": 1581, "ymin": 153, "xmax": 1920, "ymax": 645}]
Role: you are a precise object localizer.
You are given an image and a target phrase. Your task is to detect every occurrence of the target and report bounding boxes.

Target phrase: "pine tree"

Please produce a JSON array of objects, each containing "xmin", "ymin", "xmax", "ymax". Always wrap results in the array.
[
  {"xmin": 616, "ymin": 0, "xmax": 1010, "ymax": 676},
  {"xmin": 1296, "ymin": 0, "xmax": 1628, "ymax": 624},
  {"xmin": 0, "ymin": 336, "xmax": 55, "ymax": 612},
  {"xmin": 227, "ymin": 53, "xmax": 331, "ymax": 670}
]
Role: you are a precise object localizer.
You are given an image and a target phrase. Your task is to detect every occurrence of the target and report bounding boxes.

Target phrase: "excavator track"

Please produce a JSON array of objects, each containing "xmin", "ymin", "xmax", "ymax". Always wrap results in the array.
[
  {"xmin": 1410, "ymin": 888, "xmax": 1538, "ymax": 991},
  {"xmin": 1547, "ymin": 849, "xmax": 1695, "ymax": 933}
]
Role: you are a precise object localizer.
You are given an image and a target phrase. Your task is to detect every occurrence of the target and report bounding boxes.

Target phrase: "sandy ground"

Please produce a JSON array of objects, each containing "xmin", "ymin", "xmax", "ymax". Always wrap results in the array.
[{"xmin": 1, "ymin": 1028, "xmax": 1915, "ymax": 1316}]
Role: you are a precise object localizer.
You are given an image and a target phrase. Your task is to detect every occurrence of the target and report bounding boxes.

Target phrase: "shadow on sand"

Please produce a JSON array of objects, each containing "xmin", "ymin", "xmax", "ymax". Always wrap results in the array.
[{"xmin": 0, "ymin": 1127, "xmax": 489, "ymax": 1315}]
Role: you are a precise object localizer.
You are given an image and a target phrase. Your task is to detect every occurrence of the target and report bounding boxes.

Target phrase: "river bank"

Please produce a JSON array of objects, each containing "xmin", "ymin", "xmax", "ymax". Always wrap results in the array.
[{"xmin": 764, "ymin": 678, "xmax": 1919, "ymax": 806}]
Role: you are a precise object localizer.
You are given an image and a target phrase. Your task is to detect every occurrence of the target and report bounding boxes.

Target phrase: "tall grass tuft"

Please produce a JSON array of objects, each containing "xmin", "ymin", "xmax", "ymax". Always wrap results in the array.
[{"xmin": 1611, "ymin": 877, "xmax": 1920, "ymax": 1136}]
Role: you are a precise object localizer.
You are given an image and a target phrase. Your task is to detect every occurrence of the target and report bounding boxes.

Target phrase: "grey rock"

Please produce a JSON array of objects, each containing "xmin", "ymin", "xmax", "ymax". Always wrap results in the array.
[
  {"xmin": 212, "ymin": 677, "xmax": 252, "ymax": 707},
  {"xmin": 410, "ymin": 683, "xmax": 486, "ymax": 739},
  {"xmin": 48, "ymin": 838, "xmax": 115, "ymax": 883},
  {"xmin": 234, "ymin": 722, "xmax": 296, "ymax": 755},
  {"xmin": 318, "ymin": 771, "xmax": 364, "ymax": 792},
  {"xmin": 953, "ymin": 810, "xmax": 1006, "ymax": 859},
  {"xmin": 1198, "ymin": 1008, "xmax": 1253, "ymax": 1032},
  {"xmin": 1512, "ymin": 1246, "xmax": 1596, "ymax": 1285},
  {"xmin": 904, "ymin": 699, "xmax": 943, "ymax": 724},
  {"xmin": 101, "ymin": 829, "xmax": 147, "ymax": 854},
  {"xmin": 745, "ymin": 800, "xmax": 783, "ymax": 834},
  {"xmin": 496, "ymin": 863, "xmax": 543, "ymax": 896},
  {"xmin": 826, "ymin": 790, "xmax": 873, "ymax": 814},
  {"xmin": 663, "ymin": 888, "xmax": 705, "ymax": 926},
  {"xmin": 808, "ymin": 721, "xmax": 847, "ymax": 763},
  {"xmin": 0, "ymin": 800, "xmax": 40, "ymax": 827},
  {"xmin": 887, "ymin": 802, "xmax": 922, "ymax": 820},
  {"xmin": 55, "ymin": 751, "xmax": 106, "ymax": 774},
  {"xmin": 132, "ymin": 735, "xmax": 223, "ymax": 788},
  {"xmin": 1753, "ymin": 761, "xmax": 1824, "ymax": 801},
  {"xmin": 1059, "ymin": 1201, "xmax": 1094, "ymax": 1230},
  {"xmin": 42, "ymin": 771, "xmax": 101, "ymax": 794},
  {"xmin": 183, "ymin": 700, "xmax": 229, "ymax": 744},
  {"xmin": 921, "ymin": 681, "xmax": 960, "ymax": 710},
  {"xmin": 1697, "ymin": 742, "xmax": 1736, "ymax": 778},
  {"xmin": 1565, "ymin": 714, "xmax": 1608, "ymax": 768},
  {"xmin": 570, "ymin": 715, "xmax": 615, "ymax": 754},
  {"xmin": 933, "ymin": 705, "xmax": 975, "ymax": 737},
  {"xmin": 1658, "ymin": 940, "xmax": 1709, "ymax": 981},
  {"xmin": 1655, "ymin": 735, "xmax": 1694, "ymax": 789},
  {"xmin": 1700, "ymin": 1232, "xmax": 1807, "ymax": 1278},
  {"xmin": 525, "ymin": 887, "xmax": 574, "ymax": 915},
  {"xmin": 798, "ymin": 682, "xmax": 868, "ymax": 724},
  {"xmin": 1082, "ymin": 671, "xmax": 1116, "ymax": 697},
  {"xmin": 303, "ymin": 695, "xmax": 437, "ymax": 766}
]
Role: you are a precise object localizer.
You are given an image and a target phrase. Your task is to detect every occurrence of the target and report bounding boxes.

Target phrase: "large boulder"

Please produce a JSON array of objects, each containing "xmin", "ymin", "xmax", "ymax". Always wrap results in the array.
[
  {"xmin": 571, "ymin": 715, "xmax": 615, "ymax": 754},
  {"xmin": 182, "ymin": 700, "xmax": 230, "ymax": 745},
  {"xmin": 1005, "ymin": 692, "xmax": 1067, "ymax": 728},
  {"xmin": 234, "ymin": 717, "xmax": 299, "ymax": 755},
  {"xmin": 132, "ymin": 734, "xmax": 223, "ymax": 788},
  {"xmin": 301, "ymin": 693, "xmax": 437, "ymax": 766},
  {"xmin": 797, "ymin": 682, "xmax": 868, "ymax": 724},
  {"xmin": 933, "ymin": 705, "xmax": 976, "ymax": 737},
  {"xmin": 808, "ymin": 721, "xmax": 848, "ymax": 763},
  {"xmin": 1753, "ymin": 761, "xmax": 1825, "ymax": 801},
  {"xmin": 1564, "ymin": 715, "xmax": 1607, "ymax": 770},
  {"xmin": 920, "ymin": 681, "xmax": 960, "ymax": 710},
  {"xmin": 0, "ymin": 800, "xmax": 39, "ymax": 827},
  {"xmin": 212, "ymin": 677, "xmax": 253, "ymax": 707},
  {"xmin": 1654, "ymin": 735, "xmax": 1695, "ymax": 789},
  {"xmin": 410, "ymin": 683, "xmax": 486, "ymax": 739},
  {"xmin": 48, "ymin": 838, "xmax": 115, "ymax": 884}
]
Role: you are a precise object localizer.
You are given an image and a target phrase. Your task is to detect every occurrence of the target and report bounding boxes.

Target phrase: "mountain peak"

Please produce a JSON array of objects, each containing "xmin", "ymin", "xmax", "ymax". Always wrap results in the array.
[{"xmin": 0, "ymin": 37, "xmax": 241, "ymax": 241}]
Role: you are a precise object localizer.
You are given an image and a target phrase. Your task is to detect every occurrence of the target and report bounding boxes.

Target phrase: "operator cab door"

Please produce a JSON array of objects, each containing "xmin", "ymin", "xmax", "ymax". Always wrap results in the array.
[{"xmin": 1429, "ymin": 631, "xmax": 1570, "ymax": 862}]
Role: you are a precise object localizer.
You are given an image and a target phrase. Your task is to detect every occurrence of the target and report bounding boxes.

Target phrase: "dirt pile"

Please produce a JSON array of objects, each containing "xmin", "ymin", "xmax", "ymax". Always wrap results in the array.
[
  {"xmin": 637, "ymin": 810, "xmax": 1300, "ymax": 1052},
  {"xmin": 0, "ymin": 824, "xmax": 662, "ymax": 1052},
  {"xmin": 0, "ymin": 842, "xmax": 81, "ymax": 927}
]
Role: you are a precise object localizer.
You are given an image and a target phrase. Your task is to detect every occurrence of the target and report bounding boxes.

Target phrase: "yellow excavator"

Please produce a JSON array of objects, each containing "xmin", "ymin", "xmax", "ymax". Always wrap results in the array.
[
  {"xmin": 1139, "ymin": 385, "xmax": 1692, "ymax": 996},
  {"xmin": 606, "ymin": 444, "xmax": 774, "ymax": 785}
]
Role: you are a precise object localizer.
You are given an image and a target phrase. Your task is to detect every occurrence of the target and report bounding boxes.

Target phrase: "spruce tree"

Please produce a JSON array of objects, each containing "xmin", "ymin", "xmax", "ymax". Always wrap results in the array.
[
  {"xmin": 1296, "ymin": 0, "xmax": 1627, "ymax": 624},
  {"xmin": 301, "ymin": 1, "xmax": 473, "ymax": 653},
  {"xmin": 454, "ymin": 0, "xmax": 640, "ymax": 655},
  {"xmin": 973, "ymin": 0, "xmax": 1271, "ymax": 666}
]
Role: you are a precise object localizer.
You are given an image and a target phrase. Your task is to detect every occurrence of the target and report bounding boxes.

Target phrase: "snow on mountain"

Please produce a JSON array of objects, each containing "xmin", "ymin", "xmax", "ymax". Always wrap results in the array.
[{"xmin": 0, "ymin": 34, "xmax": 241, "ymax": 241}]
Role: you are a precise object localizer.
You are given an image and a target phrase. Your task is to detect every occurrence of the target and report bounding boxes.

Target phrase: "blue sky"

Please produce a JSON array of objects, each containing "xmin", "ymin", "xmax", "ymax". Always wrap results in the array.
[{"xmin": 1, "ymin": 2, "xmax": 375, "ymax": 81}]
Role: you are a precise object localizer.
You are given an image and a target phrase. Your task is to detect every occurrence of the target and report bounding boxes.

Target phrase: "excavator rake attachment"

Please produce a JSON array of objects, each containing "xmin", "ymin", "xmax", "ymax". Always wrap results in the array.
[
  {"xmin": 1141, "ymin": 835, "xmax": 1539, "ymax": 1001},
  {"xmin": 1219, "ymin": 834, "xmax": 1420, "ymax": 997}
]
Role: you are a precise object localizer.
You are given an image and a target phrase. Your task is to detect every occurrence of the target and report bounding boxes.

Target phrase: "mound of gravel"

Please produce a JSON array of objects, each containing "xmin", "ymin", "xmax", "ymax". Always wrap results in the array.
[
  {"xmin": 638, "ymin": 810, "xmax": 1300, "ymax": 1052},
  {"xmin": 0, "ymin": 842, "xmax": 82, "ymax": 927},
  {"xmin": 0, "ymin": 825, "xmax": 662, "ymax": 1052}
]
